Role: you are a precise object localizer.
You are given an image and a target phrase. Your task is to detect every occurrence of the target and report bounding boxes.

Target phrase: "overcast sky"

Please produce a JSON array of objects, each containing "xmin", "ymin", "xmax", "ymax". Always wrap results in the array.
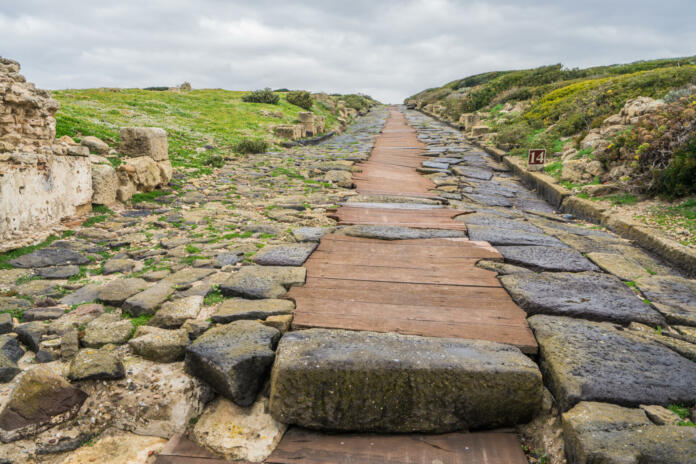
[{"xmin": 1, "ymin": 1, "xmax": 694, "ymax": 102}]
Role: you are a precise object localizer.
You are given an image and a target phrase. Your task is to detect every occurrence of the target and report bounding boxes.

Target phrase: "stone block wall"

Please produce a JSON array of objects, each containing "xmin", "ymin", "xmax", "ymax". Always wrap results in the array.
[
  {"xmin": 0, "ymin": 153, "xmax": 92, "ymax": 243},
  {"xmin": 0, "ymin": 58, "xmax": 59, "ymax": 153},
  {"xmin": 0, "ymin": 57, "xmax": 92, "ymax": 248}
]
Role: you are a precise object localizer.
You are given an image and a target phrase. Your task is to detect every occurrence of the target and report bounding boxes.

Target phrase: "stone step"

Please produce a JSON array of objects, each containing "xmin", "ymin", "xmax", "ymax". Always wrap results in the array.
[{"xmin": 269, "ymin": 328, "xmax": 542, "ymax": 433}]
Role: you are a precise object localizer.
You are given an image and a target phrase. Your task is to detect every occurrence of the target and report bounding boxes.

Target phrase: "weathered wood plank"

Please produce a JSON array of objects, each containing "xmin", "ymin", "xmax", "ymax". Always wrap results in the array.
[{"xmin": 267, "ymin": 428, "xmax": 529, "ymax": 464}]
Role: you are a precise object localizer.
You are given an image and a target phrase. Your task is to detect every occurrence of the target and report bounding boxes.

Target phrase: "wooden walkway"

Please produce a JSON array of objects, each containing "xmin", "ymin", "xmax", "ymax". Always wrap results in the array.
[
  {"xmin": 328, "ymin": 205, "xmax": 471, "ymax": 230},
  {"xmin": 156, "ymin": 430, "xmax": 528, "ymax": 464},
  {"xmin": 288, "ymin": 234, "xmax": 537, "ymax": 353},
  {"xmin": 352, "ymin": 110, "xmax": 439, "ymax": 198},
  {"xmin": 161, "ymin": 107, "xmax": 533, "ymax": 463}
]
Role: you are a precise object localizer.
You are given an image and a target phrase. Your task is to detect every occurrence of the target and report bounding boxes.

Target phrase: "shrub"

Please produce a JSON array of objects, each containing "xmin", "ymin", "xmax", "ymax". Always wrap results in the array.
[
  {"xmin": 235, "ymin": 138, "xmax": 268, "ymax": 154},
  {"xmin": 204, "ymin": 154, "xmax": 225, "ymax": 168},
  {"xmin": 143, "ymin": 86, "xmax": 169, "ymax": 91},
  {"xmin": 242, "ymin": 88, "xmax": 279, "ymax": 104},
  {"xmin": 665, "ymin": 84, "xmax": 696, "ymax": 103},
  {"xmin": 342, "ymin": 94, "xmax": 376, "ymax": 112},
  {"xmin": 286, "ymin": 90, "xmax": 313, "ymax": 110},
  {"xmin": 652, "ymin": 134, "xmax": 696, "ymax": 198}
]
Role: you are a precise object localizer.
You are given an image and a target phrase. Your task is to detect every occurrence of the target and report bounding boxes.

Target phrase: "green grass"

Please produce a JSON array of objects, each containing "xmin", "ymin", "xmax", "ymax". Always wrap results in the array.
[
  {"xmin": 53, "ymin": 88, "xmax": 349, "ymax": 179},
  {"xmin": 643, "ymin": 197, "xmax": 696, "ymax": 246},
  {"xmin": 82, "ymin": 215, "xmax": 109, "ymax": 227},
  {"xmin": 0, "ymin": 230, "xmax": 74, "ymax": 270},
  {"xmin": 204, "ymin": 286, "xmax": 225, "ymax": 305},
  {"xmin": 131, "ymin": 190, "xmax": 171, "ymax": 203},
  {"xmin": 127, "ymin": 314, "xmax": 153, "ymax": 334},
  {"xmin": 604, "ymin": 193, "xmax": 638, "ymax": 206}
]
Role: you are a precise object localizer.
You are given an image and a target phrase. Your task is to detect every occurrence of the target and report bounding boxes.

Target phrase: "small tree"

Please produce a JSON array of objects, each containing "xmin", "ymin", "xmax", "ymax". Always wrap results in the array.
[
  {"xmin": 286, "ymin": 90, "xmax": 313, "ymax": 110},
  {"xmin": 242, "ymin": 88, "xmax": 279, "ymax": 104}
]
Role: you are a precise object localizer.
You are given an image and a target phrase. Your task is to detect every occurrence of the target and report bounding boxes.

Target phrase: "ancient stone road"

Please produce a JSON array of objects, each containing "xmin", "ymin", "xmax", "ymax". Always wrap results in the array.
[{"xmin": 3, "ymin": 105, "xmax": 696, "ymax": 463}]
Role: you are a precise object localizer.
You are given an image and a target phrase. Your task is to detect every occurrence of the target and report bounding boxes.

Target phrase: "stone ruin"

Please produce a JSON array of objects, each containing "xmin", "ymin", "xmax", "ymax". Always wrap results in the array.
[
  {"xmin": 0, "ymin": 57, "xmax": 172, "ymax": 251},
  {"xmin": 273, "ymin": 112, "xmax": 327, "ymax": 140},
  {"xmin": 0, "ymin": 58, "xmax": 92, "ymax": 249}
]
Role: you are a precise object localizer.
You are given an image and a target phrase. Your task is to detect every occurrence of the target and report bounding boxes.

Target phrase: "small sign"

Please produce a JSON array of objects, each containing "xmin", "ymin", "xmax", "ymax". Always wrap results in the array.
[{"xmin": 528, "ymin": 149, "xmax": 546, "ymax": 166}]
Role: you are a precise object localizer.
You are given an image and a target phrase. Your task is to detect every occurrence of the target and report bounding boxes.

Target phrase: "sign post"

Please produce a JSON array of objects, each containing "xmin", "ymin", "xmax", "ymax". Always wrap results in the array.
[{"xmin": 528, "ymin": 149, "xmax": 546, "ymax": 171}]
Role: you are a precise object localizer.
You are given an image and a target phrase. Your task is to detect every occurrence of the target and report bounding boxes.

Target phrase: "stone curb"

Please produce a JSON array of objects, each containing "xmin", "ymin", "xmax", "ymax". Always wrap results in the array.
[{"xmin": 414, "ymin": 108, "xmax": 696, "ymax": 277}]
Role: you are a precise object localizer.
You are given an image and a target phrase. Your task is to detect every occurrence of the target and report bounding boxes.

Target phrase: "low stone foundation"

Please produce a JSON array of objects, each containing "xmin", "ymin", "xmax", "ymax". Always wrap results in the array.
[{"xmin": 0, "ymin": 152, "xmax": 92, "ymax": 244}]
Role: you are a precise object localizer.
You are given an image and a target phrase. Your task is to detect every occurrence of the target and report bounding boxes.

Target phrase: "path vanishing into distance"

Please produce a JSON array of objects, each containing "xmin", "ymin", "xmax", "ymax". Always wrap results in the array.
[
  {"xmin": 4, "ymin": 105, "xmax": 696, "ymax": 464},
  {"xmin": 158, "ymin": 107, "xmax": 696, "ymax": 463}
]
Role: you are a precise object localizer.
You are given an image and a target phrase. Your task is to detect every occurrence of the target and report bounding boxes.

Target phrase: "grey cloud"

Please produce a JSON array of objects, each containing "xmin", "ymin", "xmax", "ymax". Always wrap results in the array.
[{"xmin": 0, "ymin": 0, "xmax": 693, "ymax": 102}]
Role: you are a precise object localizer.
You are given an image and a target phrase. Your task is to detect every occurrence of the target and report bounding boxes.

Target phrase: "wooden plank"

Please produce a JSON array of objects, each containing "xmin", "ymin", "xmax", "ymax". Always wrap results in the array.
[
  {"xmin": 154, "ymin": 435, "xmax": 240, "ymax": 464},
  {"xmin": 292, "ymin": 313, "xmax": 537, "ymax": 354},
  {"xmin": 290, "ymin": 297, "xmax": 529, "ymax": 326},
  {"xmin": 267, "ymin": 428, "xmax": 529, "ymax": 464},
  {"xmin": 287, "ymin": 283, "xmax": 520, "ymax": 308},
  {"xmin": 303, "ymin": 261, "xmax": 502, "ymax": 287}
]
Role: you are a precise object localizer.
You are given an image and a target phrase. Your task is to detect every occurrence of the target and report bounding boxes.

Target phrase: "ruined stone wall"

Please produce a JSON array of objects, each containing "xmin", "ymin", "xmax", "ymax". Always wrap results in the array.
[
  {"xmin": 0, "ymin": 57, "xmax": 92, "ymax": 248},
  {"xmin": 0, "ymin": 58, "xmax": 59, "ymax": 153}
]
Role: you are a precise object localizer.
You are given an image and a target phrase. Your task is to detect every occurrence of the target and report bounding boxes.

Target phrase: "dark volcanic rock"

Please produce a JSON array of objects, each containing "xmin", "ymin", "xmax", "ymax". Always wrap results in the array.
[
  {"xmin": 185, "ymin": 320, "xmax": 280, "ymax": 406},
  {"xmin": 269, "ymin": 328, "xmax": 542, "ymax": 432},
  {"xmin": 219, "ymin": 266, "xmax": 306, "ymax": 299},
  {"xmin": 343, "ymin": 225, "xmax": 466, "ymax": 240},
  {"xmin": 0, "ymin": 336, "xmax": 23, "ymax": 383},
  {"xmin": 635, "ymin": 275, "xmax": 696, "ymax": 326},
  {"xmin": 500, "ymin": 272, "xmax": 664, "ymax": 326},
  {"xmin": 529, "ymin": 315, "xmax": 696, "ymax": 411},
  {"xmin": 252, "ymin": 243, "xmax": 317, "ymax": 266},
  {"xmin": 497, "ymin": 246, "xmax": 600, "ymax": 272},
  {"xmin": 212, "ymin": 298, "xmax": 295, "ymax": 323},
  {"xmin": 36, "ymin": 265, "xmax": 81, "ymax": 279},
  {"xmin": 0, "ymin": 367, "xmax": 87, "ymax": 442},
  {"xmin": 14, "ymin": 321, "xmax": 47, "ymax": 352},
  {"xmin": 455, "ymin": 213, "xmax": 541, "ymax": 233},
  {"xmin": 9, "ymin": 248, "xmax": 89, "ymax": 268},
  {"xmin": 0, "ymin": 313, "xmax": 12, "ymax": 334},
  {"xmin": 22, "ymin": 307, "xmax": 65, "ymax": 322},
  {"xmin": 467, "ymin": 224, "xmax": 565, "ymax": 246},
  {"xmin": 451, "ymin": 165, "xmax": 493, "ymax": 180},
  {"xmin": 563, "ymin": 401, "xmax": 696, "ymax": 464}
]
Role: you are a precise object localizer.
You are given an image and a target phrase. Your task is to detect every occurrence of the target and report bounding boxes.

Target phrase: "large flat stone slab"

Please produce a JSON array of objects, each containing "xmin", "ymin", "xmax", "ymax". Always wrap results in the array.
[
  {"xmin": 563, "ymin": 401, "xmax": 696, "ymax": 464},
  {"xmin": 185, "ymin": 320, "xmax": 280, "ymax": 406},
  {"xmin": 455, "ymin": 213, "xmax": 541, "ymax": 233},
  {"xmin": 635, "ymin": 275, "xmax": 696, "ymax": 326},
  {"xmin": 212, "ymin": 298, "xmax": 294, "ymax": 323},
  {"xmin": 529, "ymin": 315, "xmax": 696, "ymax": 411},
  {"xmin": 500, "ymin": 271, "xmax": 664, "ymax": 326},
  {"xmin": 342, "ymin": 225, "xmax": 466, "ymax": 240},
  {"xmin": 9, "ymin": 248, "xmax": 89, "ymax": 268},
  {"xmin": 252, "ymin": 243, "xmax": 317, "ymax": 266},
  {"xmin": 497, "ymin": 246, "xmax": 599, "ymax": 272},
  {"xmin": 219, "ymin": 266, "xmax": 306, "ymax": 299},
  {"xmin": 269, "ymin": 328, "xmax": 542, "ymax": 433},
  {"xmin": 467, "ymin": 224, "xmax": 564, "ymax": 246}
]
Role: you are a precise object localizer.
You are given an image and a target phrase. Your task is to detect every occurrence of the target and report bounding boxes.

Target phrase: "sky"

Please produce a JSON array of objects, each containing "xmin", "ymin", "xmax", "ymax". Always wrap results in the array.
[{"xmin": 1, "ymin": 1, "xmax": 694, "ymax": 103}]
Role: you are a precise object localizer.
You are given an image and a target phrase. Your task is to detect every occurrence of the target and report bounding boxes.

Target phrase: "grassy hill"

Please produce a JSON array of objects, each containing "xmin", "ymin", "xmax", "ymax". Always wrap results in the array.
[
  {"xmin": 407, "ymin": 56, "xmax": 696, "ymax": 246},
  {"xmin": 53, "ymin": 88, "xmax": 376, "ymax": 178}
]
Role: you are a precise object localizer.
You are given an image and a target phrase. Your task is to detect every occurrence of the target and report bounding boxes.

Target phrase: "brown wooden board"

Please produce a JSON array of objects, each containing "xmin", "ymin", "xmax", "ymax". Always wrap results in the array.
[
  {"xmin": 330, "ymin": 206, "xmax": 470, "ymax": 230},
  {"xmin": 154, "ymin": 435, "xmax": 238, "ymax": 464},
  {"xmin": 267, "ymin": 428, "xmax": 529, "ymax": 464}
]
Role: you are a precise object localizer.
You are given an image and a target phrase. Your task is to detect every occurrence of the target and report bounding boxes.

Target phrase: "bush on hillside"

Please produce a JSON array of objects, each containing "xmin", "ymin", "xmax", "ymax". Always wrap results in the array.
[
  {"xmin": 235, "ymin": 138, "xmax": 269, "ymax": 154},
  {"xmin": 342, "ymin": 94, "xmax": 376, "ymax": 112},
  {"xmin": 665, "ymin": 84, "xmax": 696, "ymax": 103},
  {"xmin": 242, "ymin": 88, "xmax": 279, "ymax": 104},
  {"xmin": 286, "ymin": 90, "xmax": 313, "ymax": 110},
  {"xmin": 652, "ymin": 134, "xmax": 696, "ymax": 198}
]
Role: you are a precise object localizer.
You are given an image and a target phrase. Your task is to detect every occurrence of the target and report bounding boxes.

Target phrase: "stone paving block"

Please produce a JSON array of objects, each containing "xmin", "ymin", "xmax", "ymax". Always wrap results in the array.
[
  {"xmin": 529, "ymin": 315, "xmax": 696, "ymax": 411},
  {"xmin": 270, "ymin": 328, "xmax": 542, "ymax": 432},
  {"xmin": 501, "ymin": 271, "xmax": 664, "ymax": 326}
]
